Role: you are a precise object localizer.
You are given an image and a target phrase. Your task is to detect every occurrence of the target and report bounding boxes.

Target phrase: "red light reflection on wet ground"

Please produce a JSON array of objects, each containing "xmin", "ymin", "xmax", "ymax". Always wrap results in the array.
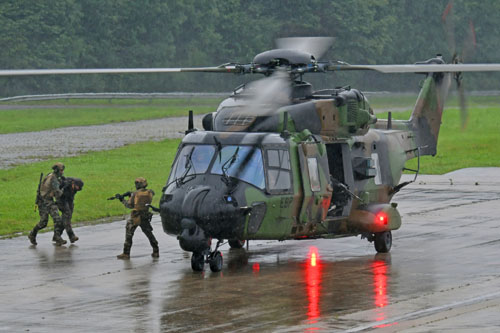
[
  {"xmin": 305, "ymin": 246, "xmax": 322, "ymax": 324},
  {"xmin": 299, "ymin": 248, "xmax": 395, "ymax": 329},
  {"xmin": 372, "ymin": 260, "xmax": 388, "ymax": 308},
  {"xmin": 371, "ymin": 259, "xmax": 397, "ymax": 328},
  {"xmin": 252, "ymin": 262, "xmax": 260, "ymax": 276}
]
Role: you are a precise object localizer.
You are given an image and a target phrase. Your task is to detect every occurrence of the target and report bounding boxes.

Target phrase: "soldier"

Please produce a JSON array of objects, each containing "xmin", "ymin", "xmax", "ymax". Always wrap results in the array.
[
  {"xmin": 55, "ymin": 177, "xmax": 84, "ymax": 243},
  {"xmin": 116, "ymin": 177, "xmax": 159, "ymax": 259},
  {"xmin": 28, "ymin": 162, "xmax": 67, "ymax": 246}
]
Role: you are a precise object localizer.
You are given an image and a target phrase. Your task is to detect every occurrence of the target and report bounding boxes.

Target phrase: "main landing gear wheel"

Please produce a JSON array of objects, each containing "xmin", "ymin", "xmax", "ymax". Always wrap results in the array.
[
  {"xmin": 374, "ymin": 231, "xmax": 392, "ymax": 253},
  {"xmin": 191, "ymin": 252, "xmax": 205, "ymax": 272},
  {"xmin": 190, "ymin": 240, "xmax": 224, "ymax": 272},
  {"xmin": 228, "ymin": 239, "xmax": 246, "ymax": 249},
  {"xmin": 209, "ymin": 251, "xmax": 223, "ymax": 272}
]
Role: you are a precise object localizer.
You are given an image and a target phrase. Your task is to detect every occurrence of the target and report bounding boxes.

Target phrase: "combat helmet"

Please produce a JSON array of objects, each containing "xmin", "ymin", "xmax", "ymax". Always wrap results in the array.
[
  {"xmin": 73, "ymin": 177, "xmax": 84, "ymax": 189},
  {"xmin": 66, "ymin": 177, "xmax": 84, "ymax": 191},
  {"xmin": 135, "ymin": 177, "xmax": 148, "ymax": 189},
  {"xmin": 52, "ymin": 162, "xmax": 65, "ymax": 174}
]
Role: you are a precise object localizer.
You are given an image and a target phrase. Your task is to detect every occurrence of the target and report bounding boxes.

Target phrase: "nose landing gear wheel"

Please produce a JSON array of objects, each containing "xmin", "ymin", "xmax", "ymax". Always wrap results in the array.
[
  {"xmin": 191, "ymin": 252, "xmax": 205, "ymax": 271},
  {"xmin": 374, "ymin": 231, "xmax": 392, "ymax": 253},
  {"xmin": 209, "ymin": 251, "xmax": 223, "ymax": 272}
]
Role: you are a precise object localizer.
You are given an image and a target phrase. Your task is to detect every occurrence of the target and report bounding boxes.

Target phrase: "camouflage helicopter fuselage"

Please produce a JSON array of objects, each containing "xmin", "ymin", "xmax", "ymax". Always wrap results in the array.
[{"xmin": 159, "ymin": 67, "xmax": 450, "ymax": 259}]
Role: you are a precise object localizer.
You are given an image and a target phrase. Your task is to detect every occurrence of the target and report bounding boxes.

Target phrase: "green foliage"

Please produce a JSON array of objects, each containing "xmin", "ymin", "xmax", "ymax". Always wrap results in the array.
[
  {"xmin": 0, "ymin": 139, "xmax": 180, "ymax": 235},
  {"xmin": 2, "ymin": 0, "xmax": 500, "ymax": 96}
]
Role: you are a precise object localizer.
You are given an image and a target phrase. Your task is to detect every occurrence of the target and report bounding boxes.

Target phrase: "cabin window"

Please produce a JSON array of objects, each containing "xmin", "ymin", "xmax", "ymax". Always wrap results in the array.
[
  {"xmin": 307, "ymin": 157, "xmax": 321, "ymax": 192},
  {"xmin": 268, "ymin": 149, "xmax": 290, "ymax": 169},
  {"xmin": 211, "ymin": 146, "xmax": 265, "ymax": 189},
  {"xmin": 266, "ymin": 149, "xmax": 291, "ymax": 191}
]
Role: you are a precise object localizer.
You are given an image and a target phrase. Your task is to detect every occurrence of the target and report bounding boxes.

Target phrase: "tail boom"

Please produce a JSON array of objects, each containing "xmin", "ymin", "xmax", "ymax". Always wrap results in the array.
[{"xmin": 408, "ymin": 72, "xmax": 452, "ymax": 156}]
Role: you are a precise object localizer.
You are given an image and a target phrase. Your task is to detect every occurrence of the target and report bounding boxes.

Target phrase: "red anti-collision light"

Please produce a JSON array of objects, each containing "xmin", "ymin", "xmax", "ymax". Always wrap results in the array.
[{"xmin": 375, "ymin": 211, "xmax": 389, "ymax": 225}]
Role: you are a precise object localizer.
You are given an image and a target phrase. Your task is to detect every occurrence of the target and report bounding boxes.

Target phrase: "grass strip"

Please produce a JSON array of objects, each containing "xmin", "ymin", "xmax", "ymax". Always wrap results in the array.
[
  {"xmin": 0, "ymin": 97, "xmax": 223, "ymax": 134},
  {"xmin": 0, "ymin": 139, "xmax": 180, "ymax": 236},
  {"xmin": 0, "ymin": 105, "xmax": 216, "ymax": 134}
]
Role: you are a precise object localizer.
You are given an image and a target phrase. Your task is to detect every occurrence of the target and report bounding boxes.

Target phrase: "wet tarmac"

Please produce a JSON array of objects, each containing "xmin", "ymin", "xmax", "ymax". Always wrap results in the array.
[
  {"xmin": 1, "ymin": 168, "xmax": 500, "ymax": 332},
  {"xmin": 0, "ymin": 116, "xmax": 203, "ymax": 169}
]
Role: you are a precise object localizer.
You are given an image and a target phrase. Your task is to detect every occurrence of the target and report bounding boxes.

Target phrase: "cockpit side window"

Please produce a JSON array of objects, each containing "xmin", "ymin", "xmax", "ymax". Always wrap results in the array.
[
  {"xmin": 307, "ymin": 157, "xmax": 321, "ymax": 192},
  {"xmin": 266, "ymin": 149, "xmax": 291, "ymax": 192}
]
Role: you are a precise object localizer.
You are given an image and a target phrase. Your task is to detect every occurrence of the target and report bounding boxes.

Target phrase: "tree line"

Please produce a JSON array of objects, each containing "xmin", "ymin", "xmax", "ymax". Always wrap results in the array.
[{"xmin": 1, "ymin": 0, "xmax": 500, "ymax": 97}]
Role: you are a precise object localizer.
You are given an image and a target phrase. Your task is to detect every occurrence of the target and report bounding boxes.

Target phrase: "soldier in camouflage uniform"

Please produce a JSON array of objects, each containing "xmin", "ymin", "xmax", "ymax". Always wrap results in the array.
[
  {"xmin": 117, "ymin": 177, "xmax": 159, "ymax": 259},
  {"xmin": 55, "ymin": 177, "xmax": 84, "ymax": 243},
  {"xmin": 28, "ymin": 162, "xmax": 67, "ymax": 246}
]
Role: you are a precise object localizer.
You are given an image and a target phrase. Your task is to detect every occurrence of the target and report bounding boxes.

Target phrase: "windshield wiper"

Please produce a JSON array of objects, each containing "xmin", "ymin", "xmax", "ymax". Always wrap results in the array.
[
  {"xmin": 177, "ymin": 146, "xmax": 196, "ymax": 186},
  {"xmin": 213, "ymin": 136, "xmax": 222, "ymax": 162},
  {"xmin": 221, "ymin": 147, "xmax": 239, "ymax": 186}
]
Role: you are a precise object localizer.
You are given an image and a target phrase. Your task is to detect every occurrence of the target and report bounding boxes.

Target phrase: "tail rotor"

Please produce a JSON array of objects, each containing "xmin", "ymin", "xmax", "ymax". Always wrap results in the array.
[{"xmin": 442, "ymin": 1, "xmax": 477, "ymax": 129}]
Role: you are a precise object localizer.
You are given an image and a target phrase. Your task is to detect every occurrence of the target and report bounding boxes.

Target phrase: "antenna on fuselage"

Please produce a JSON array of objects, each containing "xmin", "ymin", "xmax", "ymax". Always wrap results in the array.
[
  {"xmin": 281, "ymin": 111, "xmax": 291, "ymax": 139},
  {"xmin": 186, "ymin": 110, "xmax": 195, "ymax": 134}
]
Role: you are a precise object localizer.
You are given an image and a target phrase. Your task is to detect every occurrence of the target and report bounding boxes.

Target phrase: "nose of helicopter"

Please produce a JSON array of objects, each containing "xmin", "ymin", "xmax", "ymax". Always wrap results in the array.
[{"xmin": 160, "ymin": 179, "xmax": 247, "ymax": 240}]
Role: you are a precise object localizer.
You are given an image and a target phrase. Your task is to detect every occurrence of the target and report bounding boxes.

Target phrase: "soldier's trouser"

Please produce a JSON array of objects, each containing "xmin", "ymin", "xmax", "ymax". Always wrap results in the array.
[
  {"xmin": 32, "ymin": 199, "xmax": 64, "ymax": 236},
  {"xmin": 122, "ymin": 216, "xmax": 158, "ymax": 255},
  {"xmin": 57, "ymin": 202, "xmax": 76, "ymax": 238}
]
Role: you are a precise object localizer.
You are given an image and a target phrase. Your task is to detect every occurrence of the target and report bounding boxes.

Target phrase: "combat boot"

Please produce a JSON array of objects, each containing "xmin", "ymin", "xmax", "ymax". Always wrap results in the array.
[
  {"xmin": 117, "ymin": 253, "xmax": 130, "ymax": 260},
  {"xmin": 68, "ymin": 232, "xmax": 79, "ymax": 243},
  {"xmin": 52, "ymin": 233, "xmax": 67, "ymax": 246},
  {"xmin": 28, "ymin": 230, "xmax": 38, "ymax": 245},
  {"xmin": 117, "ymin": 244, "xmax": 131, "ymax": 259}
]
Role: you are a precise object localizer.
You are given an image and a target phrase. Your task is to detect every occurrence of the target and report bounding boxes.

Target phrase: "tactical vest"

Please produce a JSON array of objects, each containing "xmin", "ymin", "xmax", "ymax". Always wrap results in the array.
[
  {"xmin": 40, "ymin": 173, "xmax": 60, "ymax": 199},
  {"xmin": 130, "ymin": 189, "xmax": 153, "ymax": 225},
  {"xmin": 133, "ymin": 189, "xmax": 153, "ymax": 211}
]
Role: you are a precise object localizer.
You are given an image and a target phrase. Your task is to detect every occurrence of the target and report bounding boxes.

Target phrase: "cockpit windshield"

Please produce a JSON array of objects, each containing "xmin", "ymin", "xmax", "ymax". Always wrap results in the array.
[
  {"xmin": 169, "ymin": 144, "xmax": 265, "ymax": 189},
  {"xmin": 211, "ymin": 145, "xmax": 265, "ymax": 189},
  {"xmin": 171, "ymin": 145, "xmax": 215, "ymax": 180}
]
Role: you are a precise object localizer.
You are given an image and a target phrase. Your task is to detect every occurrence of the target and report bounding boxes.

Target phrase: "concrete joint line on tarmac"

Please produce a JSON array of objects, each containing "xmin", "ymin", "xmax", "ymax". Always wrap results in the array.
[{"xmin": 345, "ymin": 290, "xmax": 500, "ymax": 332}]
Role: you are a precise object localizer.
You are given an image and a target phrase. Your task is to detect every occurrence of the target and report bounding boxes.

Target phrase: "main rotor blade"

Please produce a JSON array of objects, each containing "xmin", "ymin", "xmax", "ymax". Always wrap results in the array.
[
  {"xmin": 329, "ymin": 63, "xmax": 500, "ymax": 73},
  {"xmin": 0, "ymin": 65, "xmax": 243, "ymax": 77},
  {"xmin": 275, "ymin": 37, "xmax": 335, "ymax": 60},
  {"xmin": 4, "ymin": 62, "xmax": 500, "ymax": 77}
]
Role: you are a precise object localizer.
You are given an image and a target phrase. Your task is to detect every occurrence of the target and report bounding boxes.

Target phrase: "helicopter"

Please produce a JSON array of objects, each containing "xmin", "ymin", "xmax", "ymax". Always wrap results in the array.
[
  {"xmin": 153, "ymin": 35, "xmax": 500, "ymax": 272},
  {"xmin": 3, "ymin": 30, "xmax": 500, "ymax": 274}
]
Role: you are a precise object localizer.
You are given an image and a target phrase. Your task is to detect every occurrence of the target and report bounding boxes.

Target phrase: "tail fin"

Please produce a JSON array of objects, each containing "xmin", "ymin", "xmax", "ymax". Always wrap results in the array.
[{"xmin": 408, "ymin": 72, "xmax": 452, "ymax": 156}]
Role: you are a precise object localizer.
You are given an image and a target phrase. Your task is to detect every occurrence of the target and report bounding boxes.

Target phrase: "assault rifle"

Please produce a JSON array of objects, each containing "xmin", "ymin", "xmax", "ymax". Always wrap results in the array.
[
  {"xmin": 34, "ymin": 173, "xmax": 43, "ymax": 212},
  {"xmin": 146, "ymin": 203, "xmax": 160, "ymax": 212},
  {"xmin": 107, "ymin": 191, "xmax": 132, "ymax": 201}
]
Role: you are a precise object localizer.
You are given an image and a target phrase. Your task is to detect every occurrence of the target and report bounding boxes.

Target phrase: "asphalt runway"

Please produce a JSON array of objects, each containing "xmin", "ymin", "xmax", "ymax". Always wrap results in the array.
[{"xmin": 1, "ymin": 168, "xmax": 499, "ymax": 332}]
